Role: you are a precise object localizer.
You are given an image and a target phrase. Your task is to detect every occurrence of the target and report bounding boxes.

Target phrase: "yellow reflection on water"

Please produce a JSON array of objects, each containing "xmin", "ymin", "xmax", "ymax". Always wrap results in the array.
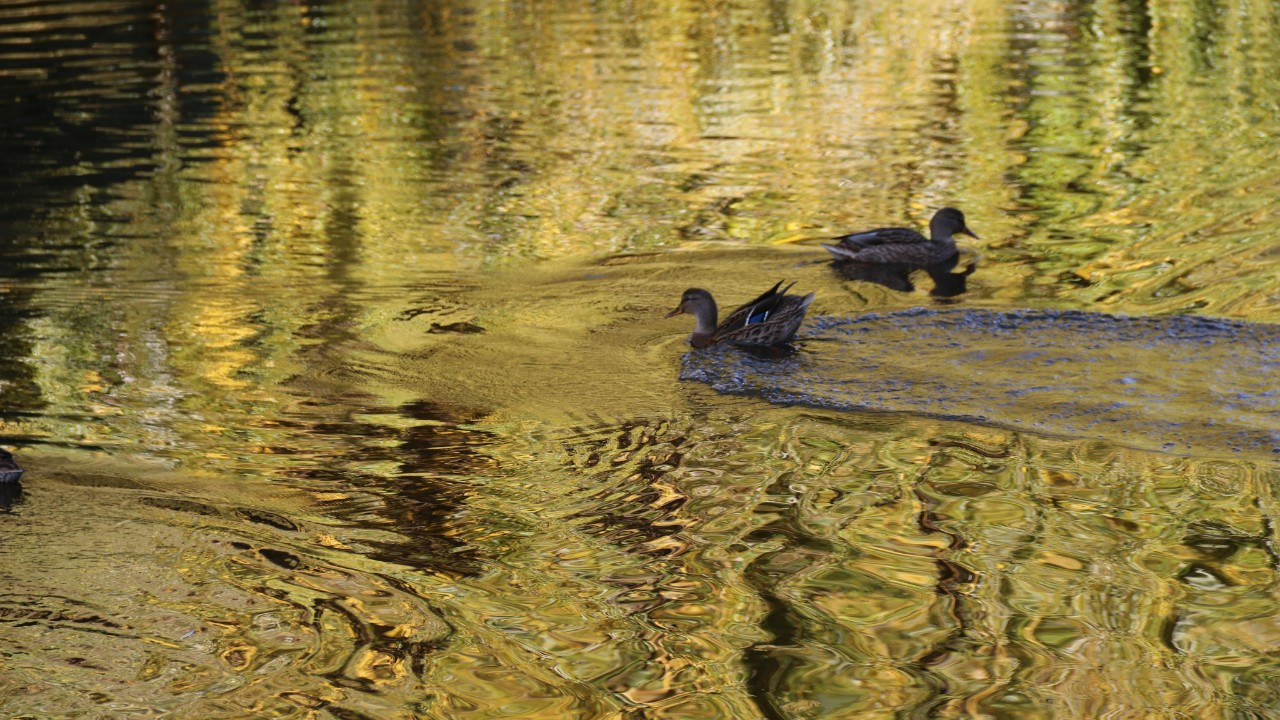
[{"xmin": 2, "ymin": 0, "xmax": 1280, "ymax": 717}]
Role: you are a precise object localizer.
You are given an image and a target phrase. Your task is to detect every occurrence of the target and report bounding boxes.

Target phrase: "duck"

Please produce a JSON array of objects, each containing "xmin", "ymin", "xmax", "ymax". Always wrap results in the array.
[
  {"xmin": 0, "ymin": 448, "xmax": 24, "ymax": 484},
  {"xmin": 666, "ymin": 280, "xmax": 816, "ymax": 348},
  {"xmin": 822, "ymin": 207, "xmax": 979, "ymax": 265}
]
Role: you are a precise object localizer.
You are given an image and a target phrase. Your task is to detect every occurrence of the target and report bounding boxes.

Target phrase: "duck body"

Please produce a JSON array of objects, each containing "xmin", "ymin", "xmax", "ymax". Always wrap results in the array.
[
  {"xmin": 0, "ymin": 448, "xmax": 24, "ymax": 484},
  {"xmin": 823, "ymin": 207, "xmax": 978, "ymax": 265},
  {"xmin": 667, "ymin": 281, "xmax": 816, "ymax": 348}
]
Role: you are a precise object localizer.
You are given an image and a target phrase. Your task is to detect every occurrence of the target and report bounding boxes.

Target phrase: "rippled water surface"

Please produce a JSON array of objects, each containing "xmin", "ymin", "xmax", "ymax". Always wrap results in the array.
[
  {"xmin": 2, "ymin": 1, "xmax": 1280, "ymax": 717},
  {"xmin": 684, "ymin": 308, "xmax": 1280, "ymax": 458}
]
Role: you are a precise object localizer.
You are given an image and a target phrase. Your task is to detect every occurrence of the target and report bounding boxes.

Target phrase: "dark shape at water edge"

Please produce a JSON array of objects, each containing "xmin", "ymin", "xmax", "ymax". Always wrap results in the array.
[
  {"xmin": 0, "ymin": 448, "xmax": 24, "ymax": 483},
  {"xmin": 0, "ymin": 481, "xmax": 19, "ymax": 511},
  {"xmin": 833, "ymin": 251, "xmax": 976, "ymax": 297},
  {"xmin": 680, "ymin": 308, "xmax": 1280, "ymax": 460}
]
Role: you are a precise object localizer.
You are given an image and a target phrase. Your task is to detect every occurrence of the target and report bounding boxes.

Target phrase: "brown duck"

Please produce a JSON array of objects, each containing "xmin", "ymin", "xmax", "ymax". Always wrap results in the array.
[
  {"xmin": 666, "ymin": 281, "xmax": 816, "ymax": 348},
  {"xmin": 822, "ymin": 207, "xmax": 979, "ymax": 265}
]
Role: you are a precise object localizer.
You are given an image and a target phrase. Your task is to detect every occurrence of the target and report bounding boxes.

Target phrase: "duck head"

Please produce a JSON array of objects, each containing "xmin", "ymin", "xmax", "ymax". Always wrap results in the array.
[
  {"xmin": 930, "ymin": 207, "xmax": 980, "ymax": 240},
  {"xmin": 666, "ymin": 288, "xmax": 719, "ymax": 346}
]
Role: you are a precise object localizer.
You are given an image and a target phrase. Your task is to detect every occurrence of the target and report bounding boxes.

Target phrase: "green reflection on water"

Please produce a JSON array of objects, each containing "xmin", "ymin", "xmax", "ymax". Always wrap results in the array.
[{"xmin": 2, "ymin": 0, "xmax": 1280, "ymax": 717}]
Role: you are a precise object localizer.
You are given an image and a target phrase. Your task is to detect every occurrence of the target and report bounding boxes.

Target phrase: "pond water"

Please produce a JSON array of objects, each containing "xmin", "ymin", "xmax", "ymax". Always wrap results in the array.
[{"xmin": 2, "ymin": 1, "xmax": 1279, "ymax": 718}]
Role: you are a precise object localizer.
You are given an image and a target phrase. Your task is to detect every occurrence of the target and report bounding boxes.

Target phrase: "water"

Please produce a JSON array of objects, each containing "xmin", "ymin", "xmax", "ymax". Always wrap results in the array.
[
  {"xmin": 682, "ymin": 308, "xmax": 1280, "ymax": 458},
  {"xmin": 2, "ymin": 0, "xmax": 1280, "ymax": 717}
]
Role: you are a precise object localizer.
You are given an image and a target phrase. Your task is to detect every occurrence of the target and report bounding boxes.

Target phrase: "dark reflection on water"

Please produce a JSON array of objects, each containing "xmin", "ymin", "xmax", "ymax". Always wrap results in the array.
[
  {"xmin": 0, "ymin": 1, "xmax": 162, "ymax": 201},
  {"xmin": 833, "ymin": 251, "xmax": 977, "ymax": 297},
  {"xmin": 325, "ymin": 399, "xmax": 490, "ymax": 576},
  {"xmin": 3, "ymin": 0, "xmax": 1280, "ymax": 716}
]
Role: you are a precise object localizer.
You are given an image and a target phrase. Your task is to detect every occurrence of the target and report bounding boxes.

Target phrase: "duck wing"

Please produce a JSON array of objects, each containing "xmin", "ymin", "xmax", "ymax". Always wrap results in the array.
[
  {"xmin": 840, "ymin": 242, "xmax": 955, "ymax": 265},
  {"xmin": 831, "ymin": 226, "xmax": 927, "ymax": 248},
  {"xmin": 822, "ymin": 227, "xmax": 929, "ymax": 261},
  {"xmin": 717, "ymin": 280, "xmax": 791, "ymax": 332},
  {"xmin": 715, "ymin": 292, "xmax": 816, "ymax": 346}
]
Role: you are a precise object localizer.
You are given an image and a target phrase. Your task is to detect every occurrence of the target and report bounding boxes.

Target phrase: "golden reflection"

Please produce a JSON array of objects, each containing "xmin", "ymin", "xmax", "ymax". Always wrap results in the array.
[{"xmin": 3, "ymin": 0, "xmax": 1280, "ymax": 717}]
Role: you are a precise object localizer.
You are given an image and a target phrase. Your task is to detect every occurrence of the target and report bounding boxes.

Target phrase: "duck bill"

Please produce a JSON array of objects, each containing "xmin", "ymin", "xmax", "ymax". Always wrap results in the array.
[
  {"xmin": 664, "ymin": 305, "xmax": 685, "ymax": 318},
  {"xmin": 961, "ymin": 227, "xmax": 980, "ymax": 239}
]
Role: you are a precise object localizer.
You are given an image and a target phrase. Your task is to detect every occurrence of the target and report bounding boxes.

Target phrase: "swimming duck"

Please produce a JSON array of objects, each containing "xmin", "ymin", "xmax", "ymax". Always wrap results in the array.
[
  {"xmin": 666, "ymin": 281, "xmax": 816, "ymax": 348},
  {"xmin": 822, "ymin": 207, "xmax": 979, "ymax": 265},
  {"xmin": 0, "ymin": 448, "xmax": 24, "ymax": 483}
]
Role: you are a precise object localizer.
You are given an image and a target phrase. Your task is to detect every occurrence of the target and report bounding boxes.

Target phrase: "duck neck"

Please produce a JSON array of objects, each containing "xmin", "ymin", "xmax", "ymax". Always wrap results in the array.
[
  {"xmin": 692, "ymin": 299, "xmax": 718, "ymax": 335},
  {"xmin": 689, "ymin": 299, "xmax": 718, "ymax": 347}
]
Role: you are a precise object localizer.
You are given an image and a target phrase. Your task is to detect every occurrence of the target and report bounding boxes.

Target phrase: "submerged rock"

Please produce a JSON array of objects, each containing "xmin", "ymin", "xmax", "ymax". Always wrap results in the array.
[{"xmin": 680, "ymin": 308, "xmax": 1280, "ymax": 459}]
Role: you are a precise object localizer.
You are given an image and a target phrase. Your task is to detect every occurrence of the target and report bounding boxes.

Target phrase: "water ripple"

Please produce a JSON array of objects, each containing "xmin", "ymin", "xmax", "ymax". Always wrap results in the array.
[{"xmin": 681, "ymin": 308, "xmax": 1280, "ymax": 460}]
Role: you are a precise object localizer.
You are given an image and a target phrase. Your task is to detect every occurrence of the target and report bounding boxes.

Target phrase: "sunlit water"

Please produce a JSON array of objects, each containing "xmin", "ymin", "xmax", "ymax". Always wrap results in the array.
[{"xmin": 2, "ymin": 1, "xmax": 1280, "ymax": 718}]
